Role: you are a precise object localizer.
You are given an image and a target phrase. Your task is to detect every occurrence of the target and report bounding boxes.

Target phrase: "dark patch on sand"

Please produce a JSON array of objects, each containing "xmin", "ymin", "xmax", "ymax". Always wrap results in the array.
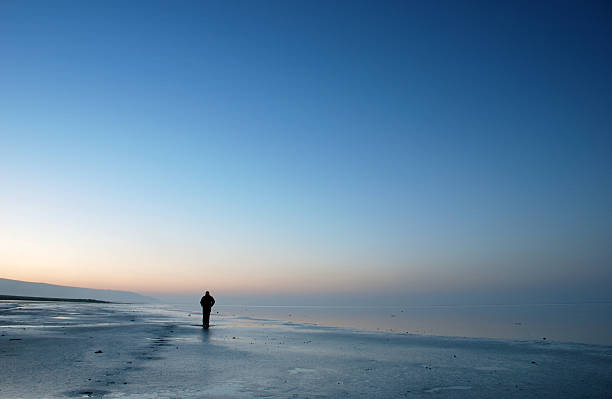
[
  {"xmin": 137, "ymin": 355, "xmax": 163, "ymax": 361},
  {"xmin": 64, "ymin": 389, "xmax": 110, "ymax": 398}
]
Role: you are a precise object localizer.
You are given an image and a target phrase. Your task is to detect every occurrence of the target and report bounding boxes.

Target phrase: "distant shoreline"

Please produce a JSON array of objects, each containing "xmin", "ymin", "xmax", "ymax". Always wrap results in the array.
[{"xmin": 0, "ymin": 294, "xmax": 110, "ymax": 303}]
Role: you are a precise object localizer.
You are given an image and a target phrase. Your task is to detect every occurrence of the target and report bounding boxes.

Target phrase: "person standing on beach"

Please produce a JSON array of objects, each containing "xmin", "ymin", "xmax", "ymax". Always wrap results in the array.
[{"xmin": 200, "ymin": 291, "xmax": 215, "ymax": 329}]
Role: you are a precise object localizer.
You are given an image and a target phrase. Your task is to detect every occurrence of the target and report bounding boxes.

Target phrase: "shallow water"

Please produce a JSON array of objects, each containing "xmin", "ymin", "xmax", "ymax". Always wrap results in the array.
[
  {"xmin": 1, "ymin": 301, "xmax": 611, "ymax": 398},
  {"xmin": 3, "ymin": 300, "xmax": 612, "ymax": 345},
  {"xmin": 179, "ymin": 302, "xmax": 612, "ymax": 346}
]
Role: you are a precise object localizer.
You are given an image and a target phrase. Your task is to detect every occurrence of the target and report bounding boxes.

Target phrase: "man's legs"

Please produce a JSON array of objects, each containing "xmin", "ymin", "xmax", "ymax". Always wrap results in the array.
[{"xmin": 203, "ymin": 311, "xmax": 210, "ymax": 328}]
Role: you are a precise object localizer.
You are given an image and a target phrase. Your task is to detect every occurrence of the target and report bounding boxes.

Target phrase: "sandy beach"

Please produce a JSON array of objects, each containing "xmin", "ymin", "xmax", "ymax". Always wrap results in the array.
[{"xmin": 1, "ymin": 300, "xmax": 611, "ymax": 398}]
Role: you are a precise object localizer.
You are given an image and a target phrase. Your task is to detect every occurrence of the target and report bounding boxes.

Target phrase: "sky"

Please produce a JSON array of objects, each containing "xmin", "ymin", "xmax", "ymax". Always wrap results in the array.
[{"xmin": 1, "ymin": 1, "xmax": 611, "ymax": 304}]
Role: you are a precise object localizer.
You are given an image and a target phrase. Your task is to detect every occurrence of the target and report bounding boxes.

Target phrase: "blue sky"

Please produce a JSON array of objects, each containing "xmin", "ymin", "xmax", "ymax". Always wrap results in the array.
[{"xmin": 1, "ymin": 1, "xmax": 611, "ymax": 303}]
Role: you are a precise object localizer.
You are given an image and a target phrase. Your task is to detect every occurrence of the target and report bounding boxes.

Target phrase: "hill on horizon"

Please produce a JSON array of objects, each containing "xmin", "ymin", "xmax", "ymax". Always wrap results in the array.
[{"xmin": 0, "ymin": 277, "xmax": 156, "ymax": 303}]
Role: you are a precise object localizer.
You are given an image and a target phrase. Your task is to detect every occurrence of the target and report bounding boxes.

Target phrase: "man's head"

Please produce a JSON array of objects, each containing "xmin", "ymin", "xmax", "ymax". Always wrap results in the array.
[{"xmin": 205, "ymin": 291, "xmax": 210, "ymax": 296}]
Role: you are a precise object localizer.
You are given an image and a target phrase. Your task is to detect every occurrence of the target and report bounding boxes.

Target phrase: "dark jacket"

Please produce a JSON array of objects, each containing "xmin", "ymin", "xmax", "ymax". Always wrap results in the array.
[{"xmin": 200, "ymin": 294, "xmax": 215, "ymax": 311}]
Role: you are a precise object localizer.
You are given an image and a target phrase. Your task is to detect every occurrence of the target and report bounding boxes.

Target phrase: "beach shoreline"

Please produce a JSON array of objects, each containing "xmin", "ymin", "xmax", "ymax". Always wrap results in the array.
[
  {"xmin": 1, "ymin": 301, "xmax": 611, "ymax": 398},
  {"xmin": 0, "ymin": 295, "xmax": 110, "ymax": 304}
]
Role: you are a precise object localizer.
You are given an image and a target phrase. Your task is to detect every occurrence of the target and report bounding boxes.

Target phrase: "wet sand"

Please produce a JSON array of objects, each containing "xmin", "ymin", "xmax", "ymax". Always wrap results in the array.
[{"xmin": 1, "ymin": 301, "xmax": 611, "ymax": 398}]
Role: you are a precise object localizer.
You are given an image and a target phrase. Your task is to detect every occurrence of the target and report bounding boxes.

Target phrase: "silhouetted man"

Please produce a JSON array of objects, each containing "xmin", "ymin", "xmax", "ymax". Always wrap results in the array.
[{"xmin": 200, "ymin": 291, "xmax": 215, "ymax": 329}]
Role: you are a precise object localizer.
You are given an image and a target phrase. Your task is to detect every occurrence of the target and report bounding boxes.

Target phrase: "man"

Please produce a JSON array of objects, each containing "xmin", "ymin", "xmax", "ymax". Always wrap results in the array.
[{"xmin": 200, "ymin": 291, "xmax": 215, "ymax": 329}]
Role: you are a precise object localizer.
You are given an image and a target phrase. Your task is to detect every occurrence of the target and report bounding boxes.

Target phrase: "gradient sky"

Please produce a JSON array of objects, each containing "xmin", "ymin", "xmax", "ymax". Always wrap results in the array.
[{"xmin": 1, "ymin": 1, "xmax": 611, "ymax": 303}]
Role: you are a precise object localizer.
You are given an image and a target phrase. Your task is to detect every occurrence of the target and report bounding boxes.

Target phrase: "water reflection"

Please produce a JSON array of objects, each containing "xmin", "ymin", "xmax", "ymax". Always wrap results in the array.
[
  {"xmin": 3, "ymin": 300, "xmax": 611, "ymax": 345},
  {"xmin": 200, "ymin": 327, "xmax": 212, "ymax": 343},
  {"xmin": 177, "ymin": 303, "xmax": 612, "ymax": 346}
]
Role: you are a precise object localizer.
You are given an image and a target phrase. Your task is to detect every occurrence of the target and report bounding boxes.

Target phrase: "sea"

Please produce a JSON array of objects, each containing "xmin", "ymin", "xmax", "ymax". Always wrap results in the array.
[
  {"xmin": 175, "ymin": 302, "xmax": 612, "ymax": 346},
  {"xmin": 2, "ymin": 299, "xmax": 612, "ymax": 398}
]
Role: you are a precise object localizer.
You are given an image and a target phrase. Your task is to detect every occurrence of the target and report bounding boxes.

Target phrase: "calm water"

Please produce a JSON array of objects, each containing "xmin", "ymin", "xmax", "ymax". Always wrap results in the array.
[
  {"xmin": 178, "ymin": 302, "xmax": 612, "ymax": 346},
  {"xmin": 3, "ymin": 300, "xmax": 611, "ymax": 398},
  {"xmin": 4, "ymin": 300, "xmax": 609, "ymax": 345}
]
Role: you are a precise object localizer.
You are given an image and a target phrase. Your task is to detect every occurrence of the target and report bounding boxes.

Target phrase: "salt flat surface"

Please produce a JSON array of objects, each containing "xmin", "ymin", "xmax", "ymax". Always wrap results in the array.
[{"xmin": 1, "ymin": 301, "xmax": 611, "ymax": 398}]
